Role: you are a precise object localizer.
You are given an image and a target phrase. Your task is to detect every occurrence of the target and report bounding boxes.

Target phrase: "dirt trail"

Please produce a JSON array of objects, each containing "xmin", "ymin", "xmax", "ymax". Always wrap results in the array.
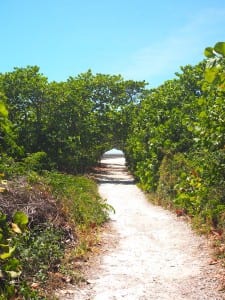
[{"xmin": 58, "ymin": 155, "xmax": 224, "ymax": 300}]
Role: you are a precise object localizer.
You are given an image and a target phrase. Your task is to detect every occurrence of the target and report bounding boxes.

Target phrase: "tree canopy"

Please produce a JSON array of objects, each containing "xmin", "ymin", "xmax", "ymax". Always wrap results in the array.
[{"xmin": 0, "ymin": 67, "xmax": 146, "ymax": 172}]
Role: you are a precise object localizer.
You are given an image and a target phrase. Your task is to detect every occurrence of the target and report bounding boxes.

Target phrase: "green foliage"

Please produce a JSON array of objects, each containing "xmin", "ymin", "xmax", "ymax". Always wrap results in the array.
[
  {"xmin": 0, "ymin": 99, "xmax": 8, "ymax": 117},
  {"xmin": 13, "ymin": 211, "xmax": 29, "ymax": 231},
  {"xmin": 204, "ymin": 47, "xmax": 214, "ymax": 58},
  {"xmin": 126, "ymin": 63, "xmax": 204, "ymax": 190},
  {"xmin": 0, "ymin": 211, "xmax": 27, "ymax": 298},
  {"xmin": 157, "ymin": 153, "xmax": 186, "ymax": 204},
  {"xmin": 0, "ymin": 67, "xmax": 145, "ymax": 173},
  {"xmin": 213, "ymin": 42, "xmax": 225, "ymax": 57},
  {"xmin": 15, "ymin": 225, "xmax": 64, "ymax": 282},
  {"xmin": 125, "ymin": 41, "xmax": 225, "ymax": 233},
  {"xmin": 157, "ymin": 150, "xmax": 225, "ymax": 229},
  {"xmin": 0, "ymin": 155, "xmax": 25, "ymax": 178},
  {"xmin": 44, "ymin": 172, "xmax": 114, "ymax": 227},
  {"xmin": 0, "ymin": 170, "xmax": 110, "ymax": 298},
  {"xmin": 0, "ymin": 152, "xmax": 51, "ymax": 180},
  {"xmin": 23, "ymin": 151, "xmax": 49, "ymax": 172},
  {"xmin": 17, "ymin": 282, "xmax": 47, "ymax": 300},
  {"xmin": 0, "ymin": 66, "xmax": 48, "ymax": 154},
  {"xmin": 203, "ymin": 42, "xmax": 225, "ymax": 91},
  {"xmin": 0, "ymin": 92, "xmax": 19, "ymax": 156}
]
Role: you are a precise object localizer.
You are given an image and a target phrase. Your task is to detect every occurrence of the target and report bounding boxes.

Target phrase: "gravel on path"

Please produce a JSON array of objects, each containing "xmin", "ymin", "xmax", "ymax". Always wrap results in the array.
[{"xmin": 57, "ymin": 156, "xmax": 224, "ymax": 300}]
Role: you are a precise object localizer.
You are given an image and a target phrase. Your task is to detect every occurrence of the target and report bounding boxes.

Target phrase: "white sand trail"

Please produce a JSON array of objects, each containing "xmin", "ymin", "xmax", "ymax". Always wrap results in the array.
[{"xmin": 58, "ymin": 156, "xmax": 224, "ymax": 300}]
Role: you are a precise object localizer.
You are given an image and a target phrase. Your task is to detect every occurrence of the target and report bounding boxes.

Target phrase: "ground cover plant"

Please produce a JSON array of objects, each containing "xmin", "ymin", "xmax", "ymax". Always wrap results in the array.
[{"xmin": 0, "ymin": 160, "xmax": 112, "ymax": 299}]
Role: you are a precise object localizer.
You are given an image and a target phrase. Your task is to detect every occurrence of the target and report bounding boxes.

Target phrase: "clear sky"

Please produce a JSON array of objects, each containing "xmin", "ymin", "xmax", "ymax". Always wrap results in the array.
[{"xmin": 0, "ymin": 0, "xmax": 225, "ymax": 88}]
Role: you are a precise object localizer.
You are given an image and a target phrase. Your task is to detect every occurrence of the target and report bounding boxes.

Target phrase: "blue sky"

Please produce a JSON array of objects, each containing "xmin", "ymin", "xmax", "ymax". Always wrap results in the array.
[{"xmin": 0, "ymin": 0, "xmax": 225, "ymax": 88}]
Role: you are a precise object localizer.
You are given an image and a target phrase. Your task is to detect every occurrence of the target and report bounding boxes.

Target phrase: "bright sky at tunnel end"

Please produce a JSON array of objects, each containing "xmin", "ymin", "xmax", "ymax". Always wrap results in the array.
[{"xmin": 0, "ymin": 0, "xmax": 225, "ymax": 88}]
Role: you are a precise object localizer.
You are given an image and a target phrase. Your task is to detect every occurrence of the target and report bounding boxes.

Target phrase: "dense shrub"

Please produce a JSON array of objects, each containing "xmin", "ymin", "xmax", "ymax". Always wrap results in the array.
[
  {"xmin": 44, "ymin": 172, "xmax": 114, "ymax": 226},
  {"xmin": 0, "ymin": 170, "xmax": 113, "ymax": 298},
  {"xmin": 0, "ymin": 67, "xmax": 145, "ymax": 173},
  {"xmin": 125, "ymin": 41, "xmax": 225, "ymax": 233},
  {"xmin": 156, "ymin": 150, "xmax": 225, "ymax": 230},
  {"xmin": 0, "ymin": 152, "xmax": 51, "ymax": 179},
  {"xmin": 15, "ymin": 225, "xmax": 65, "ymax": 282}
]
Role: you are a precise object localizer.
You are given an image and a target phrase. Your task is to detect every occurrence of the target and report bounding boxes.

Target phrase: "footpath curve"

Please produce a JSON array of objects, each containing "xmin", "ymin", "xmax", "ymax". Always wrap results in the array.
[{"xmin": 59, "ymin": 155, "xmax": 224, "ymax": 300}]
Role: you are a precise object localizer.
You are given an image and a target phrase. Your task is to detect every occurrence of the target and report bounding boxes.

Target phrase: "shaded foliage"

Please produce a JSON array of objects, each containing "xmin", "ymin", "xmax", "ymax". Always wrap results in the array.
[
  {"xmin": 0, "ymin": 67, "xmax": 145, "ymax": 173},
  {"xmin": 125, "ymin": 41, "xmax": 225, "ymax": 232}
]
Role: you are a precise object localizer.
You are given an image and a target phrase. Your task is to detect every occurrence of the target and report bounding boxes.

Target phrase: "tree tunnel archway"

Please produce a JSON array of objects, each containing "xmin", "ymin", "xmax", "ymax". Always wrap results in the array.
[{"xmin": 0, "ymin": 66, "xmax": 147, "ymax": 173}]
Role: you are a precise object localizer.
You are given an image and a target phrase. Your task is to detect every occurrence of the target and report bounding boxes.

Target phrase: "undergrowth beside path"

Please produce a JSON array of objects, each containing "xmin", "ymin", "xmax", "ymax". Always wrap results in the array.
[{"xmin": 0, "ymin": 168, "xmax": 112, "ymax": 299}]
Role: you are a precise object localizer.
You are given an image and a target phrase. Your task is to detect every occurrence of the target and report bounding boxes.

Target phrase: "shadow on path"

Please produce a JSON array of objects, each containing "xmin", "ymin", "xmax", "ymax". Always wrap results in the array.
[
  {"xmin": 57, "ymin": 155, "xmax": 224, "ymax": 300},
  {"xmin": 93, "ymin": 155, "xmax": 135, "ymax": 185}
]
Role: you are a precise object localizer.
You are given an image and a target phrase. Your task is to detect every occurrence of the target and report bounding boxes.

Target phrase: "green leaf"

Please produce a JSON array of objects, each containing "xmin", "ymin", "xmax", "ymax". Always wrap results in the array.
[
  {"xmin": 0, "ymin": 101, "xmax": 8, "ymax": 117},
  {"xmin": 13, "ymin": 211, "xmax": 28, "ymax": 229},
  {"xmin": 6, "ymin": 270, "xmax": 22, "ymax": 278},
  {"xmin": 214, "ymin": 42, "xmax": 225, "ymax": 57},
  {"xmin": 197, "ymin": 97, "xmax": 206, "ymax": 105},
  {"xmin": 3, "ymin": 258, "xmax": 20, "ymax": 271},
  {"xmin": 205, "ymin": 68, "xmax": 218, "ymax": 83},
  {"xmin": 0, "ymin": 212, "xmax": 7, "ymax": 225},
  {"xmin": 204, "ymin": 47, "xmax": 214, "ymax": 58},
  {"xmin": 199, "ymin": 111, "xmax": 207, "ymax": 119},
  {"xmin": 0, "ymin": 243, "xmax": 9, "ymax": 251},
  {"xmin": 0, "ymin": 246, "xmax": 16, "ymax": 259},
  {"xmin": 11, "ymin": 223, "xmax": 22, "ymax": 234}
]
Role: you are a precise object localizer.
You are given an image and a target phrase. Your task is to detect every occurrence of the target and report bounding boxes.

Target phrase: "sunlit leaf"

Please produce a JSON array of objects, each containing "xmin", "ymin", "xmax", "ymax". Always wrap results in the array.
[
  {"xmin": 0, "ymin": 101, "xmax": 8, "ymax": 117},
  {"xmin": 13, "ymin": 211, "xmax": 28, "ymax": 228},
  {"xmin": 199, "ymin": 111, "xmax": 207, "ymax": 119},
  {"xmin": 6, "ymin": 270, "xmax": 22, "ymax": 278},
  {"xmin": 0, "ymin": 246, "xmax": 16, "ymax": 259},
  {"xmin": 0, "ymin": 187, "xmax": 6, "ymax": 193},
  {"xmin": 1, "ymin": 180, "xmax": 7, "ymax": 185},
  {"xmin": 0, "ymin": 244, "xmax": 8, "ymax": 250},
  {"xmin": 204, "ymin": 47, "xmax": 214, "ymax": 58},
  {"xmin": 11, "ymin": 223, "xmax": 22, "ymax": 234},
  {"xmin": 205, "ymin": 68, "xmax": 218, "ymax": 83},
  {"xmin": 4, "ymin": 257, "xmax": 20, "ymax": 271},
  {"xmin": 214, "ymin": 42, "xmax": 225, "ymax": 56}
]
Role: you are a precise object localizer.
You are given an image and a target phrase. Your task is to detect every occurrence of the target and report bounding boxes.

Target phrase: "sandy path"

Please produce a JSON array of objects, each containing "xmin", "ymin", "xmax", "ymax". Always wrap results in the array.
[{"xmin": 58, "ymin": 156, "xmax": 224, "ymax": 300}]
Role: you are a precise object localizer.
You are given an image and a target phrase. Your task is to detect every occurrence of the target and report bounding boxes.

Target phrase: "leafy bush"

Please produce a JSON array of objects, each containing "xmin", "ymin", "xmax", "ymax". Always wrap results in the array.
[
  {"xmin": 125, "ymin": 42, "xmax": 225, "ymax": 237},
  {"xmin": 15, "ymin": 225, "xmax": 65, "ymax": 282},
  {"xmin": 44, "ymin": 172, "xmax": 114, "ymax": 227},
  {"xmin": 0, "ymin": 155, "xmax": 25, "ymax": 178},
  {"xmin": 23, "ymin": 151, "xmax": 50, "ymax": 172},
  {"xmin": 0, "ymin": 174, "xmax": 72, "ymax": 299},
  {"xmin": 0, "ymin": 210, "xmax": 28, "ymax": 298},
  {"xmin": 156, "ymin": 150, "xmax": 225, "ymax": 230},
  {"xmin": 0, "ymin": 152, "xmax": 50, "ymax": 179},
  {"xmin": 157, "ymin": 153, "xmax": 186, "ymax": 205}
]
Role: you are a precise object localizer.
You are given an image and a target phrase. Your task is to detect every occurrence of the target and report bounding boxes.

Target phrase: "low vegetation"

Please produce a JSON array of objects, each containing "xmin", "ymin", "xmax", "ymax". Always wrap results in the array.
[{"xmin": 0, "ymin": 156, "xmax": 113, "ymax": 299}]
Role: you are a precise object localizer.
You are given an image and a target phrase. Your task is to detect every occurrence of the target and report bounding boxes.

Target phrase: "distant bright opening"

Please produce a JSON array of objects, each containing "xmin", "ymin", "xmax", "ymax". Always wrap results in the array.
[{"xmin": 103, "ymin": 148, "xmax": 124, "ymax": 157}]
